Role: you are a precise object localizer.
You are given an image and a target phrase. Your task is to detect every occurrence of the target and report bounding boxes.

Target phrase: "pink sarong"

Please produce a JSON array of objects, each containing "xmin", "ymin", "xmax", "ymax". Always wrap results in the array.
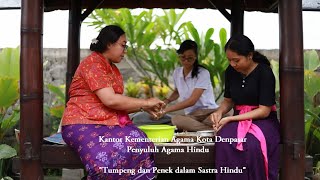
[
  {"xmin": 117, "ymin": 111, "xmax": 132, "ymax": 127},
  {"xmin": 235, "ymin": 105, "xmax": 276, "ymax": 180}
]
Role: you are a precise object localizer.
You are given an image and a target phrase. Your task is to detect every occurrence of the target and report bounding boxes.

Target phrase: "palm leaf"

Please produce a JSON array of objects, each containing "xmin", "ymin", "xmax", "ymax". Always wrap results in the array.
[
  {"xmin": 0, "ymin": 47, "xmax": 20, "ymax": 79},
  {"xmin": 0, "ymin": 144, "xmax": 17, "ymax": 159},
  {"xmin": 0, "ymin": 77, "xmax": 19, "ymax": 109}
]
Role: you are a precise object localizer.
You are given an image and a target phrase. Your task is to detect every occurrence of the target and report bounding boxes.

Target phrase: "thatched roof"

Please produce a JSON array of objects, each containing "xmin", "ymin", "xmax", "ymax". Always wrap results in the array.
[
  {"xmin": 0, "ymin": 0, "xmax": 20, "ymax": 10},
  {"xmin": 302, "ymin": 0, "xmax": 320, "ymax": 11},
  {"xmin": 43, "ymin": 0, "xmax": 278, "ymax": 12},
  {"xmin": 3, "ymin": 0, "xmax": 320, "ymax": 12}
]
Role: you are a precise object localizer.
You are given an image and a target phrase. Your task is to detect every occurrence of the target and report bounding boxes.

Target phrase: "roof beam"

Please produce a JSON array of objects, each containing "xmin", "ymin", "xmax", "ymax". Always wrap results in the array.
[
  {"xmin": 44, "ymin": 0, "xmax": 279, "ymax": 12},
  {"xmin": 208, "ymin": 0, "xmax": 231, "ymax": 22},
  {"xmin": 81, "ymin": 0, "xmax": 105, "ymax": 22}
]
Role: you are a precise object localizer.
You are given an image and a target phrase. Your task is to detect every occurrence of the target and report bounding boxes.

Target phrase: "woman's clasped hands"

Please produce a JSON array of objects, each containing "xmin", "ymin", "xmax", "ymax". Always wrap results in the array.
[
  {"xmin": 143, "ymin": 98, "xmax": 168, "ymax": 120},
  {"xmin": 142, "ymin": 98, "xmax": 166, "ymax": 118},
  {"xmin": 210, "ymin": 111, "xmax": 231, "ymax": 132}
]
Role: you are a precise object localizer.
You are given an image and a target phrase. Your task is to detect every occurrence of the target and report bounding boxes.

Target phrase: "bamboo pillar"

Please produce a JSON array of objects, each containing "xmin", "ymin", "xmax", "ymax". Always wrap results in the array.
[
  {"xmin": 20, "ymin": 0, "xmax": 44, "ymax": 179},
  {"xmin": 278, "ymin": 0, "xmax": 305, "ymax": 179},
  {"xmin": 66, "ymin": 0, "xmax": 81, "ymax": 101},
  {"xmin": 230, "ymin": 0, "xmax": 244, "ymax": 36}
]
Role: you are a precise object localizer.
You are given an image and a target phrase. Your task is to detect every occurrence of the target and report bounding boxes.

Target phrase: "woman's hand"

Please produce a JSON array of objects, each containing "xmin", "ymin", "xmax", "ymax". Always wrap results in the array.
[
  {"xmin": 145, "ymin": 98, "xmax": 165, "ymax": 109},
  {"xmin": 210, "ymin": 111, "xmax": 223, "ymax": 128},
  {"xmin": 210, "ymin": 111, "xmax": 232, "ymax": 132},
  {"xmin": 152, "ymin": 108, "xmax": 166, "ymax": 120},
  {"xmin": 143, "ymin": 98, "xmax": 165, "ymax": 118},
  {"xmin": 143, "ymin": 107, "xmax": 159, "ymax": 118},
  {"xmin": 215, "ymin": 116, "xmax": 232, "ymax": 132}
]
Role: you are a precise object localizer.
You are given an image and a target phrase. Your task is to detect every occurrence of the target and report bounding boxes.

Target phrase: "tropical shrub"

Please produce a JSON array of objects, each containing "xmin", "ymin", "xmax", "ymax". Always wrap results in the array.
[
  {"xmin": 271, "ymin": 50, "xmax": 320, "ymax": 158},
  {"xmin": 181, "ymin": 22, "xmax": 228, "ymax": 99},
  {"xmin": 44, "ymin": 84, "xmax": 65, "ymax": 133},
  {"xmin": 87, "ymin": 8, "xmax": 228, "ymax": 100},
  {"xmin": 124, "ymin": 78, "xmax": 142, "ymax": 98},
  {"xmin": 314, "ymin": 161, "xmax": 320, "ymax": 179},
  {"xmin": 0, "ymin": 47, "xmax": 20, "ymax": 141},
  {"xmin": 153, "ymin": 84, "xmax": 170, "ymax": 100},
  {"xmin": 0, "ymin": 144, "xmax": 16, "ymax": 180},
  {"xmin": 303, "ymin": 50, "xmax": 320, "ymax": 157},
  {"xmin": 0, "ymin": 47, "xmax": 20, "ymax": 179}
]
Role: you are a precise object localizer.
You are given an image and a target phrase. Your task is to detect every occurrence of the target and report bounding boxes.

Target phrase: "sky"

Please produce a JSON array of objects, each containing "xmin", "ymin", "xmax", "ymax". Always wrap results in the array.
[{"xmin": 0, "ymin": 9, "xmax": 320, "ymax": 50}]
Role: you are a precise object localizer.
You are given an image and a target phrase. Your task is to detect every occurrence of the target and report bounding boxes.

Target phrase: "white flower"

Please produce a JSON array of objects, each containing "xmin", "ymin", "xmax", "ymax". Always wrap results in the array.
[
  {"xmin": 91, "ymin": 38, "xmax": 98, "ymax": 44},
  {"xmin": 113, "ymin": 142, "xmax": 124, "ymax": 149},
  {"xmin": 130, "ymin": 130, "xmax": 140, "ymax": 137},
  {"xmin": 96, "ymin": 151, "xmax": 108, "ymax": 162}
]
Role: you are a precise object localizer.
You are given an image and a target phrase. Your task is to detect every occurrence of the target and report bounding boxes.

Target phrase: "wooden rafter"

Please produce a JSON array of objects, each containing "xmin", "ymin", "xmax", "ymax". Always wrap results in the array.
[{"xmin": 44, "ymin": 0, "xmax": 278, "ymax": 12}]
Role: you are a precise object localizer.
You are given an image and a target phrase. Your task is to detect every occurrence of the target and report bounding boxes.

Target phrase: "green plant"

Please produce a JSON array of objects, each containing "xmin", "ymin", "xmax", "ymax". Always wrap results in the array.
[
  {"xmin": 303, "ymin": 50, "xmax": 320, "ymax": 156},
  {"xmin": 44, "ymin": 84, "xmax": 65, "ymax": 133},
  {"xmin": 88, "ymin": 9, "xmax": 182, "ymax": 88},
  {"xmin": 0, "ymin": 144, "xmax": 16, "ymax": 180},
  {"xmin": 181, "ymin": 22, "xmax": 228, "ymax": 100},
  {"xmin": 140, "ymin": 77, "xmax": 157, "ymax": 98},
  {"xmin": 43, "ymin": 168, "xmax": 62, "ymax": 177},
  {"xmin": 0, "ymin": 48, "xmax": 20, "ymax": 142},
  {"xmin": 315, "ymin": 160, "xmax": 320, "ymax": 172},
  {"xmin": 153, "ymin": 84, "xmax": 170, "ymax": 100},
  {"xmin": 271, "ymin": 50, "xmax": 320, "ymax": 157},
  {"xmin": 270, "ymin": 60, "xmax": 280, "ymax": 113},
  {"xmin": 0, "ymin": 47, "xmax": 20, "ymax": 179},
  {"xmin": 88, "ymin": 9, "xmax": 228, "ymax": 100},
  {"xmin": 124, "ymin": 78, "xmax": 142, "ymax": 98}
]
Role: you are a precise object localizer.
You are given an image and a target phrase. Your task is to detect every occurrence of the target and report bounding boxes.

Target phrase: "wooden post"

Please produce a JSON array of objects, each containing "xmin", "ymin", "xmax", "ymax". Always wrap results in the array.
[
  {"xmin": 230, "ymin": 0, "xmax": 244, "ymax": 36},
  {"xmin": 278, "ymin": 0, "xmax": 305, "ymax": 179},
  {"xmin": 66, "ymin": 0, "xmax": 81, "ymax": 102},
  {"xmin": 20, "ymin": 0, "xmax": 44, "ymax": 179}
]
